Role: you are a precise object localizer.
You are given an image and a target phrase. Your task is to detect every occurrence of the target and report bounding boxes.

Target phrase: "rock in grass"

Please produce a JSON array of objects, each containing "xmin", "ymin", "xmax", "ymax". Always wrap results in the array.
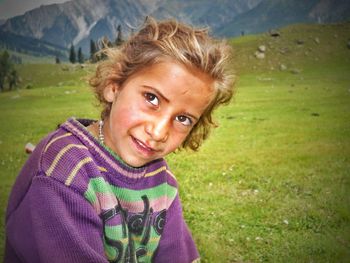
[
  {"xmin": 279, "ymin": 63, "xmax": 287, "ymax": 71},
  {"xmin": 255, "ymin": 51, "xmax": 265, "ymax": 59},
  {"xmin": 291, "ymin": 68, "xmax": 301, "ymax": 74},
  {"xmin": 296, "ymin": 39, "xmax": 304, "ymax": 45},
  {"xmin": 269, "ymin": 30, "xmax": 280, "ymax": 37},
  {"xmin": 258, "ymin": 45, "xmax": 266, "ymax": 53}
]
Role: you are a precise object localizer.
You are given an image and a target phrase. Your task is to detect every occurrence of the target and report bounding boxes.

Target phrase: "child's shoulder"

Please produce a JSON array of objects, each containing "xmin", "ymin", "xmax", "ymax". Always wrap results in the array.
[{"xmin": 38, "ymin": 119, "xmax": 100, "ymax": 189}]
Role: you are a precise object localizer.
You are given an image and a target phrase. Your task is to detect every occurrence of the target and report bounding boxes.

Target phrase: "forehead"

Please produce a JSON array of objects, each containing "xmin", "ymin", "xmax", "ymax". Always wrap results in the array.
[{"xmin": 127, "ymin": 61, "xmax": 215, "ymax": 101}]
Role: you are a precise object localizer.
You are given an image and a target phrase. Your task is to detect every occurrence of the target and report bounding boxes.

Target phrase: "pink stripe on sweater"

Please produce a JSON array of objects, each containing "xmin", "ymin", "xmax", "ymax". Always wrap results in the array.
[{"xmin": 91, "ymin": 193, "xmax": 170, "ymax": 214}]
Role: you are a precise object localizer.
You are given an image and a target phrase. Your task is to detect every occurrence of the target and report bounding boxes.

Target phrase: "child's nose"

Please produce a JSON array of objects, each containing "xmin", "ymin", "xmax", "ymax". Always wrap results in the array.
[{"xmin": 145, "ymin": 116, "xmax": 169, "ymax": 142}]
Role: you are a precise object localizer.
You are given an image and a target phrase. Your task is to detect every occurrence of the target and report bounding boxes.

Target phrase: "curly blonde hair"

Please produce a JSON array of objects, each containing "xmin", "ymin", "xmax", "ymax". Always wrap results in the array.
[{"xmin": 89, "ymin": 17, "xmax": 234, "ymax": 151}]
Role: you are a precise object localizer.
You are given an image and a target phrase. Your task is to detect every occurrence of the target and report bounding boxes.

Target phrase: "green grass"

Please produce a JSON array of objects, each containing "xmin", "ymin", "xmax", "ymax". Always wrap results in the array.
[
  {"xmin": 1, "ymin": 23, "xmax": 350, "ymax": 262},
  {"xmin": 169, "ymin": 63, "xmax": 350, "ymax": 262}
]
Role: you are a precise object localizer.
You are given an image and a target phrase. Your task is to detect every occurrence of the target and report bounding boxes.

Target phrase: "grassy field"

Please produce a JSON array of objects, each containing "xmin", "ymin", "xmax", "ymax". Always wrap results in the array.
[{"xmin": 1, "ymin": 22, "xmax": 350, "ymax": 262}]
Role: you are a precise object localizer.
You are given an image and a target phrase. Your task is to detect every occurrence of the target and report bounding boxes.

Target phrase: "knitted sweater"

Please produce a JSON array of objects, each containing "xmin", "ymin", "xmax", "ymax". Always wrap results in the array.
[{"xmin": 5, "ymin": 118, "xmax": 199, "ymax": 263}]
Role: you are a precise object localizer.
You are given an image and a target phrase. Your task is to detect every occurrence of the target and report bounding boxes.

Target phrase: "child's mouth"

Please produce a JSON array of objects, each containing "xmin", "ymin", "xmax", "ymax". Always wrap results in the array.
[{"xmin": 132, "ymin": 136, "xmax": 157, "ymax": 156}]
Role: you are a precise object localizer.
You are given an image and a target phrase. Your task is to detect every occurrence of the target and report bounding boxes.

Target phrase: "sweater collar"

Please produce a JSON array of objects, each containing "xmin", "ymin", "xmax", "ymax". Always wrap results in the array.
[{"xmin": 60, "ymin": 117, "xmax": 167, "ymax": 181}]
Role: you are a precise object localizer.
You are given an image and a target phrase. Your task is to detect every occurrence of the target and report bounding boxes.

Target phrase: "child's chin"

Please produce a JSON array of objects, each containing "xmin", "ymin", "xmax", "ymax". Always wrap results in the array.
[{"xmin": 122, "ymin": 156, "xmax": 149, "ymax": 168}]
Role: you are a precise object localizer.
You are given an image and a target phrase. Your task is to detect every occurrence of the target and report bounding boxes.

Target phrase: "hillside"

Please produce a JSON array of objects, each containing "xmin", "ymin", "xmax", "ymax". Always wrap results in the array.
[
  {"xmin": 230, "ymin": 22, "xmax": 350, "ymax": 75},
  {"xmin": 218, "ymin": 0, "xmax": 350, "ymax": 36},
  {"xmin": 0, "ymin": 29, "xmax": 68, "ymax": 60}
]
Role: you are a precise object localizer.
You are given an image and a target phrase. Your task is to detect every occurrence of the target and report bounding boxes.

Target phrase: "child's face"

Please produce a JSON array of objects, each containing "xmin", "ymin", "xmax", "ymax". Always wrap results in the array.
[{"xmin": 103, "ymin": 60, "xmax": 215, "ymax": 167}]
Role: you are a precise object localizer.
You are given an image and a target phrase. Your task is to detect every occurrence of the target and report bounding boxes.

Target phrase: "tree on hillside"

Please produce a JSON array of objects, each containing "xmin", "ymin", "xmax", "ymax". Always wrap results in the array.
[
  {"xmin": 8, "ymin": 69, "xmax": 19, "ymax": 90},
  {"xmin": 90, "ymin": 39, "xmax": 98, "ymax": 63},
  {"xmin": 0, "ymin": 51, "xmax": 11, "ymax": 92},
  {"xmin": 115, "ymin": 24, "xmax": 123, "ymax": 46},
  {"xmin": 78, "ymin": 47, "xmax": 84, "ymax": 64},
  {"xmin": 69, "ymin": 44, "xmax": 76, "ymax": 64},
  {"xmin": 0, "ymin": 50, "xmax": 19, "ymax": 92}
]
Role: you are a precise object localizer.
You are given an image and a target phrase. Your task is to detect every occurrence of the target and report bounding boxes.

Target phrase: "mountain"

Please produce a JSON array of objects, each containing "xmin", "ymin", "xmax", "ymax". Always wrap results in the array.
[
  {"xmin": 217, "ymin": 0, "xmax": 350, "ymax": 36},
  {"xmin": 0, "ymin": 0, "xmax": 349, "ymax": 57},
  {"xmin": 0, "ymin": 0, "xmax": 159, "ymax": 54},
  {"xmin": 0, "ymin": 0, "xmax": 262, "ymax": 54},
  {"xmin": 0, "ymin": 29, "xmax": 68, "ymax": 59},
  {"xmin": 150, "ymin": 0, "xmax": 263, "ymax": 33}
]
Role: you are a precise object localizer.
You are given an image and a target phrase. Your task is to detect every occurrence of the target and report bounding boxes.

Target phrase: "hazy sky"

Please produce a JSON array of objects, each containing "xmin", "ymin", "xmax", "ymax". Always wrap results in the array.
[{"xmin": 0, "ymin": 0, "xmax": 68, "ymax": 19}]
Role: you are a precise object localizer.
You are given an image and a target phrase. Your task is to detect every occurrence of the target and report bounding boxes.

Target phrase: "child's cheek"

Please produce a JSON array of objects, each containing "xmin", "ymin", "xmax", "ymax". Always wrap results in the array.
[{"xmin": 114, "ymin": 104, "xmax": 144, "ymax": 129}]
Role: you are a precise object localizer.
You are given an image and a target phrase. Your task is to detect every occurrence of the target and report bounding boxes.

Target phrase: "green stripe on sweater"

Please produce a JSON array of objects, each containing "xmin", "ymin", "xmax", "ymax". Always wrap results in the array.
[{"xmin": 84, "ymin": 177, "xmax": 177, "ymax": 204}]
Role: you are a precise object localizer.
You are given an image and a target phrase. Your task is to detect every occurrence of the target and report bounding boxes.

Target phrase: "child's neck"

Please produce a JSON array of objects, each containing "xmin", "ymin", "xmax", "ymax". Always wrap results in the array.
[{"xmin": 86, "ymin": 120, "xmax": 140, "ymax": 169}]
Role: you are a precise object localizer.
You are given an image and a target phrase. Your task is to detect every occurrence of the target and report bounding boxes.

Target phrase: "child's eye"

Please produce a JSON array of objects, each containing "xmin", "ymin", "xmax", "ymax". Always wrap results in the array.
[
  {"xmin": 175, "ymin": 115, "xmax": 192, "ymax": 126},
  {"xmin": 144, "ymin": 92, "xmax": 159, "ymax": 106}
]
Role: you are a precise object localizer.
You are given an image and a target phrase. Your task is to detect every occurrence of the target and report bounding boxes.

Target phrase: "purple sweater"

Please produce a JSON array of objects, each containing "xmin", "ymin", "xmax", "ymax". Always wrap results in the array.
[{"xmin": 5, "ymin": 118, "xmax": 199, "ymax": 263}]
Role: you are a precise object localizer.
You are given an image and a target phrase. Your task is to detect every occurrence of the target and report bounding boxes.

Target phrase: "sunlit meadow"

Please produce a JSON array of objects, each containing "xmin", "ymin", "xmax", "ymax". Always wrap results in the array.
[{"xmin": 1, "ymin": 23, "xmax": 349, "ymax": 262}]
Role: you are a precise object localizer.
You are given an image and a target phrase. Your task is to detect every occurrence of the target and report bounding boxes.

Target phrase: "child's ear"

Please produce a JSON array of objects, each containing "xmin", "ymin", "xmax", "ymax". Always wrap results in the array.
[{"xmin": 104, "ymin": 83, "xmax": 119, "ymax": 102}]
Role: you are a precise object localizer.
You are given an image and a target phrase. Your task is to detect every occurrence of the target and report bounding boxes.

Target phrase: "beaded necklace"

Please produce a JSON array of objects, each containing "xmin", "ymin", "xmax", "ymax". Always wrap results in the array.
[{"xmin": 98, "ymin": 120, "xmax": 104, "ymax": 144}]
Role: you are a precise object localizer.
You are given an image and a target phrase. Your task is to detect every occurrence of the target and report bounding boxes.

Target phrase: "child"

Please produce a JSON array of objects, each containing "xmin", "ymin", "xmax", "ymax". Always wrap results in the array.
[{"xmin": 5, "ymin": 17, "xmax": 233, "ymax": 263}]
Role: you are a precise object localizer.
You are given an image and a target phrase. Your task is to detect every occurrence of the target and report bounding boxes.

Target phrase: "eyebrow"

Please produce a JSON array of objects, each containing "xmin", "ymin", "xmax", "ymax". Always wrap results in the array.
[
  {"xmin": 183, "ymin": 112, "xmax": 199, "ymax": 122},
  {"xmin": 141, "ymin": 85, "xmax": 199, "ymax": 121},
  {"xmin": 142, "ymin": 85, "xmax": 170, "ymax": 103}
]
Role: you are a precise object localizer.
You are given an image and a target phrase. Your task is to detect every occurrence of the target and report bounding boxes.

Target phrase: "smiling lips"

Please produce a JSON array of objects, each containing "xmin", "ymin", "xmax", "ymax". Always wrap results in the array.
[{"xmin": 132, "ymin": 136, "xmax": 158, "ymax": 156}]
